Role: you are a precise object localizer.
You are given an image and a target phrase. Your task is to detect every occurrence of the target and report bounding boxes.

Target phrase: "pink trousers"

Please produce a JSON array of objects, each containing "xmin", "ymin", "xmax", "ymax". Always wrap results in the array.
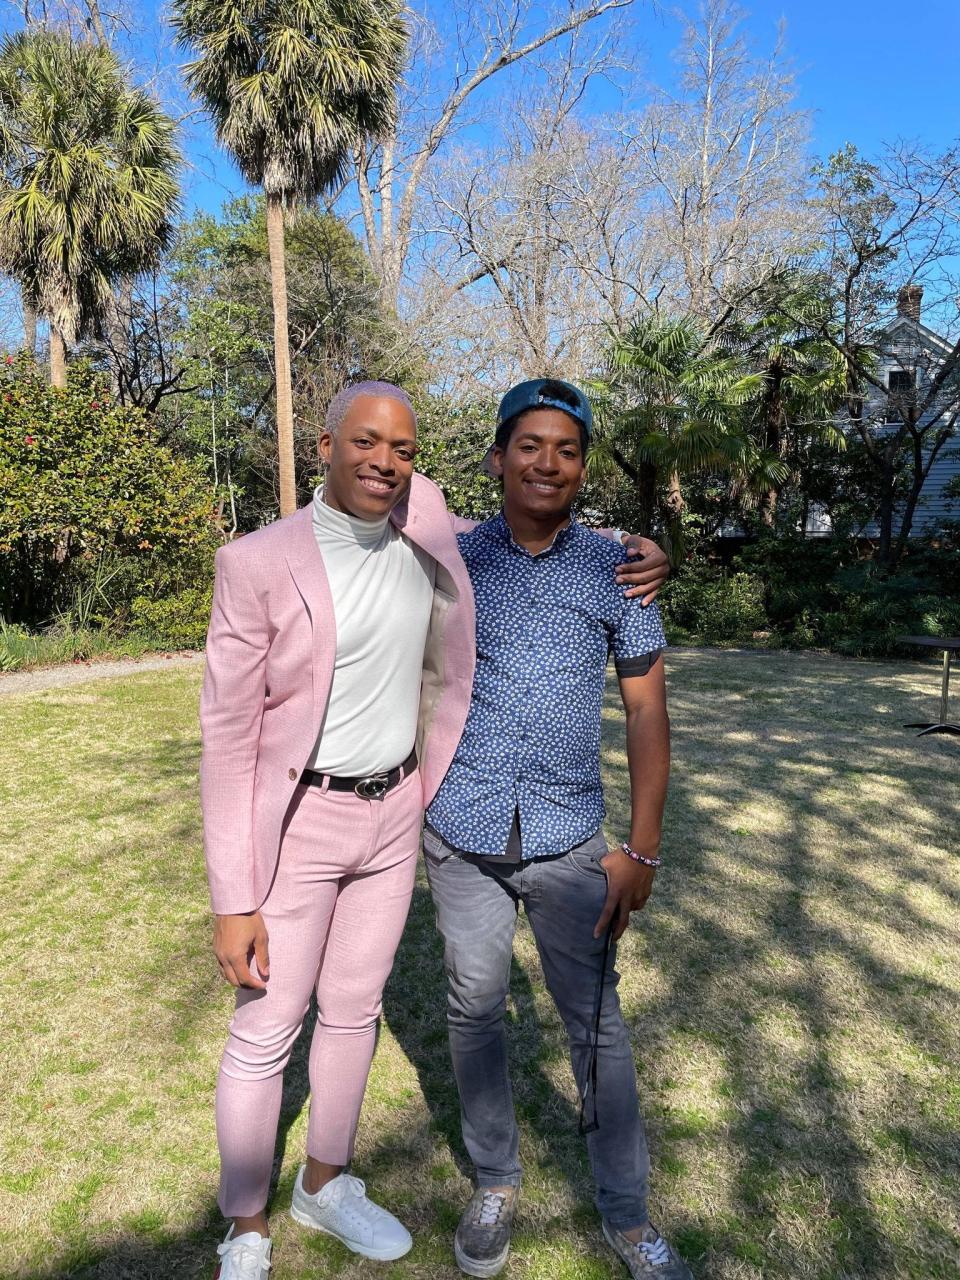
[{"xmin": 216, "ymin": 770, "xmax": 422, "ymax": 1216}]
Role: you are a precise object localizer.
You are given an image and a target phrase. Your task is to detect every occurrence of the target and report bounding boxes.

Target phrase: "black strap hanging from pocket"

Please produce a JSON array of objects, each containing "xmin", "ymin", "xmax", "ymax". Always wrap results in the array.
[{"xmin": 578, "ymin": 922, "xmax": 614, "ymax": 1134}]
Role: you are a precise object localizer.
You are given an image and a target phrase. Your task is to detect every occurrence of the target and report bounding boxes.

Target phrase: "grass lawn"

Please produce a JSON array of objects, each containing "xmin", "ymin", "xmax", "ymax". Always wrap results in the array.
[{"xmin": 2, "ymin": 650, "xmax": 959, "ymax": 1280}]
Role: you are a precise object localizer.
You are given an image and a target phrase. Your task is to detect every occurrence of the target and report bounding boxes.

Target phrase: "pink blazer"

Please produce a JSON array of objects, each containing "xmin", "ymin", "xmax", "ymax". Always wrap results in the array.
[{"xmin": 199, "ymin": 473, "xmax": 477, "ymax": 915}]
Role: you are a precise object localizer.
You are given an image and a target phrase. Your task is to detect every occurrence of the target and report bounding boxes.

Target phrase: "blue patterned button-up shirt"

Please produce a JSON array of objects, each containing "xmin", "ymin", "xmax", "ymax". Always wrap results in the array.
[{"xmin": 426, "ymin": 512, "xmax": 667, "ymax": 858}]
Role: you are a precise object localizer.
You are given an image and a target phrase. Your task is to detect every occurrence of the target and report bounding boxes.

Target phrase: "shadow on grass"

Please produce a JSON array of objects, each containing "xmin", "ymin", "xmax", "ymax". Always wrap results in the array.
[
  {"xmin": 14, "ymin": 1006, "xmax": 319, "ymax": 1280},
  {"xmin": 14, "ymin": 1215, "xmax": 224, "ymax": 1280},
  {"xmin": 12, "ymin": 653, "xmax": 960, "ymax": 1279},
  {"xmin": 611, "ymin": 651, "xmax": 960, "ymax": 1278},
  {"xmin": 138, "ymin": 653, "xmax": 960, "ymax": 1277},
  {"xmin": 377, "ymin": 653, "xmax": 960, "ymax": 1279}
]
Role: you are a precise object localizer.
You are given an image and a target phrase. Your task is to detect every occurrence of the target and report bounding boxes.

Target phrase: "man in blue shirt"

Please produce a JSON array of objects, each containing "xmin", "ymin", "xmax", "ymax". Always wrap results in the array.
[{"xmin": 424, "ymin": 379, "xmax": 692, "ymax": 1280}]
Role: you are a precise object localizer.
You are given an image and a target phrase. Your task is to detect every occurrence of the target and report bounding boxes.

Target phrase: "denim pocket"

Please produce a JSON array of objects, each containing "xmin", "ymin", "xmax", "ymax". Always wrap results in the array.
[
  {"xmin": 566, "ymin": 833, "xmax": 610, "ymax": 879},
  {"xmin": 567, "ymin": 852, "xmax": 606, "ymax": 878},
  {"xmin": 422, "ymin": 825, "xmax": 456, "ymax": 863}
]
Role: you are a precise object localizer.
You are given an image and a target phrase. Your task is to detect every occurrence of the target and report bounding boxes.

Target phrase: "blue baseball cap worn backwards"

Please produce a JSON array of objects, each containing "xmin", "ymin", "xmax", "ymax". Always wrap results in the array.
[{"xmin": 496, "ymin": 378, "xmax": 594, "ymax": 440}]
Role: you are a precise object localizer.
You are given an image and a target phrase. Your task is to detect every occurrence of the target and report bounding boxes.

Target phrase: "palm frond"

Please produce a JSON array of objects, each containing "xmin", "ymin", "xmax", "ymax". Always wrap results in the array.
[
  {"xmin": 171, "ymin": 0, "xmax": 407, "ymax": 200},
  {"xmin": 0, "ymin": 28, "xmax": 181, "ymax": 342}
]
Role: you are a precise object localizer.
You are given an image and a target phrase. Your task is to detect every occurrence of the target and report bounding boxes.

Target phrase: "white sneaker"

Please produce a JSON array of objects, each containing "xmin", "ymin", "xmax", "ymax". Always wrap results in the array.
[
  {"xmin": 290, "ymin": 1165, "xmax": 413, "ymax": 1260},
  {"xmin": 214, "ymin": 1225, "xmax": 272, "ymax": 1279}
]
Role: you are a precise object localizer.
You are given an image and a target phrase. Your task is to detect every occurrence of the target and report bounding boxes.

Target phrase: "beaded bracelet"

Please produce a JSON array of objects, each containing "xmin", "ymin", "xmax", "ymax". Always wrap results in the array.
[{"xmin": 620, "ymin": 841, "xmax": 662, "ymax": 868}]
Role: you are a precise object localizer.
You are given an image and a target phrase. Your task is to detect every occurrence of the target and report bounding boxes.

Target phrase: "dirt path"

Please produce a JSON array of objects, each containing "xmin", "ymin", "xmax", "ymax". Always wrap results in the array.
[{"xmin": 0, "ymin": 651, "xmax": 204, "ymax": 696}]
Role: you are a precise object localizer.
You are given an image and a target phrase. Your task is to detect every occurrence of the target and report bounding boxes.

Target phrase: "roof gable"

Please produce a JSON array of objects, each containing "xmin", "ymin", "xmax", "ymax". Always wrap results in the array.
[{"xmin": 880, "ymin": 314, "xmax": 955, "ymax": 358}]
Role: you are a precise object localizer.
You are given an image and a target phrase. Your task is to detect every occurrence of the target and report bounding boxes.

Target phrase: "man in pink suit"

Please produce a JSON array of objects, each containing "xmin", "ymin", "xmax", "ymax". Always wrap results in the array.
[{"xmin": 200, "ymin": 381, "xmax": 668, "ymax": 1280}]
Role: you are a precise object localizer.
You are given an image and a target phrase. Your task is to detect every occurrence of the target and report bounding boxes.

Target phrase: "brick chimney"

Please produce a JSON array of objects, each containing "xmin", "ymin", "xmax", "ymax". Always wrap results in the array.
[{"xmin": 897, "ymin": 284, "xmax": 923, "ymax": 321}]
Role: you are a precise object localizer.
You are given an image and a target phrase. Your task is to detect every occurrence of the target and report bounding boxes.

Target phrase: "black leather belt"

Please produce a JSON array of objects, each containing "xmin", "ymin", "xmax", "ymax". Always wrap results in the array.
[{"xmin": 300, "ymin": 748, "xmax": 417, "ymax": 800}]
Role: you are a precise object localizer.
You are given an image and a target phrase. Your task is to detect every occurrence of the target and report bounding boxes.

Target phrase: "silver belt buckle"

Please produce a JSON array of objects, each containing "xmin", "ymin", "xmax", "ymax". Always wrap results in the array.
[{"xmin": 355, "ymin": 773, "xmax": 389, "ymax": 800}]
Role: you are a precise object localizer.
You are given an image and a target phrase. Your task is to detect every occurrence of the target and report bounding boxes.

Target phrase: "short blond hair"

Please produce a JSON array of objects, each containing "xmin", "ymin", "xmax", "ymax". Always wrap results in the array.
[{"xmin": 325, "ymin": 381, "xmax": 416, "ymax": 435}]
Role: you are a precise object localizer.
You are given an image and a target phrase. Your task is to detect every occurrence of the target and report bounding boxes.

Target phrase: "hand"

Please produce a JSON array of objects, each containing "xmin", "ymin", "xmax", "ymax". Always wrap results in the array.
[
  {"xmin": 214, "ymin": 911, "xmax": 270, "ymax": 989},
  {"xmin": 593, "ymin": 848, "xmax": 657, "ymax": 941},
  {"xmin": 615, "ymin": 536, "xmax": 670, "ymax": 603}
]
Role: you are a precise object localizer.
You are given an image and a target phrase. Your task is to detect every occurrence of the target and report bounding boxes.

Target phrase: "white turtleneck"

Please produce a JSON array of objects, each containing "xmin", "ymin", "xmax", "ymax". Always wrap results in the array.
[{"xmin": 306, "ymin": 486, "xmax": 437, "ymax": 776}]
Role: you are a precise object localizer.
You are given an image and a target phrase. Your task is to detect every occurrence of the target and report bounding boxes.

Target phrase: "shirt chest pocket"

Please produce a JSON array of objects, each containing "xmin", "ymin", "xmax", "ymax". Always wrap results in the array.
[{"xmin": 536, "ymin": 598, "xmax": 610, "ymax": 674}]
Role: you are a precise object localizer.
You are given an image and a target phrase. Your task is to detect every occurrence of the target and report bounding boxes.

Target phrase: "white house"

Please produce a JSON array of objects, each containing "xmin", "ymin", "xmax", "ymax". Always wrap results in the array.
[{"xmin": 807, "ymin": 285, "xmax": 960, "ymax": 538}]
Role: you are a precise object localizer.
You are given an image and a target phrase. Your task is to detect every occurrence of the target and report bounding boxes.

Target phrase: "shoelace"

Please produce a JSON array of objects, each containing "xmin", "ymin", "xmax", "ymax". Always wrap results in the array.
[
  {"xmin": 338, "ymin": 1174, "xmax": 368, "ymax": 1199},
  {"xmin": 476, "ymin": 1191, "xmax": 507, "ymax": 1226},
  {"xmin": 325, "ymin": 1174, "xmax": 380, "ymax": 1231},
  {"xmin": 216, "ymin": 1238, "xmax": 270, "ymax": 1278},
  {"xmin": 634, "ymin": 1234, "xmax": 671, "ymax": 1268}
]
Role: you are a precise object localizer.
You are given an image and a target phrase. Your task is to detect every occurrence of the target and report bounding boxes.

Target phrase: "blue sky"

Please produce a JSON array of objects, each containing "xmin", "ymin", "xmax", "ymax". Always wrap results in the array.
[
  {"xmin": 7, "ymin": 0, "xmax": 957, "ymax": 215},
  {"xmin": 172, "ymin": 0, "xmax": 959, "ymax": 217},
  {"xmin": 636, "ymin": 0, "xmax": 960, "ymax": 158}
]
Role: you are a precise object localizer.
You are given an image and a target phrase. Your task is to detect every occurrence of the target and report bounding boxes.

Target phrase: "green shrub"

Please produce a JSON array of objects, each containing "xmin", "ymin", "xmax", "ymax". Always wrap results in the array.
[
  {"xmin": 662, "ymin": 562, "xmax": 768, "ymax": 645},
  {"xmin": 0, "ymin": 620, "xmax": 31, "ymax": 670},
  {"xmin": 128, "ymin": 587, "xmax": 213, "ymax": 649},
  {"xmin": 414, "ymin": 397, "xmax": 499, "ymax": 522},
  {"xmin": 734, "ymin": 533, "xmax": 960, "ymax": 658},
  {"xmin": 813, "ymin": 566, "xmax": 960, "ymax": 658},
  {"xmin": 0, "ymin": 355, "xmax": 220, "ymax": 626}
]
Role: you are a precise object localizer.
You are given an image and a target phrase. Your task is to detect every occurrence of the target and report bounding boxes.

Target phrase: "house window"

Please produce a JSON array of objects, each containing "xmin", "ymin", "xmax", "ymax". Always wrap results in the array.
[{"xmin": 886, "ymin": 368, "xmax": 915, "ymax": 421}]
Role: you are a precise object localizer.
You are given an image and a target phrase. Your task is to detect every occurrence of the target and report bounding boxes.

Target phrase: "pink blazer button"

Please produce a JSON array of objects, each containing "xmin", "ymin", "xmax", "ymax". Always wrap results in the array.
[{"xmin": 288, "ymin": 768, "xmax": 298, "ymax": 780}]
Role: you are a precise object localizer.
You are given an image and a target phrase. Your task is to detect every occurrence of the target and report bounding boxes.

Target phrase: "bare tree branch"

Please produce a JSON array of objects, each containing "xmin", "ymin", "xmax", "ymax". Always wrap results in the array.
[{"xmin": 349, "ymin": 0, "xmax": 636, "ymax": 308}]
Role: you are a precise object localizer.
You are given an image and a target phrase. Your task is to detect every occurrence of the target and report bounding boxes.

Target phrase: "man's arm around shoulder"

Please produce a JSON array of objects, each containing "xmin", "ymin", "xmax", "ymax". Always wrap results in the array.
[{"xmin": 581, "ymin": 525, "xmax": 671, "ymax": 603}]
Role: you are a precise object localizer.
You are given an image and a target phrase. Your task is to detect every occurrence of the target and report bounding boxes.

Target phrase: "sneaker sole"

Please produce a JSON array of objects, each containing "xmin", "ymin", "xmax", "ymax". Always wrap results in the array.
[
  {"xmin": 289, "ymin": 1204, "xmax": 412, "ymax": 1261},
  {"xmin": 454, "ymin": 1236, "xmax": 510, "ymax": 1278}
]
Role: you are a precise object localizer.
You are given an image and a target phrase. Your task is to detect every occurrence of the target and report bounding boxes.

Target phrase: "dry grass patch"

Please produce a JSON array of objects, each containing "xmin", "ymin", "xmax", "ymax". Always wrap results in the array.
[{"xmin": 1, "ymin": 650, "xmax": 958, "ymax": 1278}]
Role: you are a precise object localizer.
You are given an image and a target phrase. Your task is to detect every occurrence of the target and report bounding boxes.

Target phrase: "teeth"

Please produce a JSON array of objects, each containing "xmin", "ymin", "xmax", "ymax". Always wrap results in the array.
[{"xmin": 360, "ymin": 478, "xmax": 391, "ymax": 492}]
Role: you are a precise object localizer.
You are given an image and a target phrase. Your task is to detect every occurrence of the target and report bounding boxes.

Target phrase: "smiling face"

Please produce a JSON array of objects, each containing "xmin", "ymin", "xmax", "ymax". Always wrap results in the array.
[
  {"xmin": 318, "ymin": 394, "xmax": 417, "ymax": 519},
  {"xmin": 491, "ymin": 408, "xmax": 587, "ymax": 521}
]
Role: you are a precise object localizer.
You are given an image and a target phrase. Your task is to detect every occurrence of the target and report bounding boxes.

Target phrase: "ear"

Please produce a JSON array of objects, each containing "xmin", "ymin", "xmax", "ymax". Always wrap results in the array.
[
  {"xmin": 318, "ymin": 430, "xmax": 334, "ymax": 467},
  {"xmin": 489, "ymin": 445, "xmax": 505, "ymax": 479}
]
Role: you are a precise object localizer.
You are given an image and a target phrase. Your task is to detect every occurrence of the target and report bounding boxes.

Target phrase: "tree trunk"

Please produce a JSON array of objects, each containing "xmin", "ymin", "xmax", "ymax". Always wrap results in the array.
[
  {"xmin": 22, "ymin": 291, "xmax": 36, "ymax": 357},
  {"xmin": 611, "ymin": 446, "xmax": 658, "ymax": 539},
  {"xmin": 891, "ymin": 418, "xmax": 953, "ymax": 571},
  {"xmin": 84, "ymin": 0, "xmax": 109, "ymax": 45},
  {"xmin": 892, "ymin": 454, "xmax": 926, "ymax": 572},
  {"xmin": 108, "ymin": 278, "xmax": 132, "ymax": 399},
  {"xmin": 761, "ymin": 357, "xmax": 784, "ymax": 527},
  {"xmin": 847, "ymin": 382, "xmax": 899, "ymax": 574},
  {"xmin": 50, "ymin": 326, "xmax": 67, "ymax": 388},
  {"xmin": 662, "ymin": 470, "xmax": 687, "ymax": 562},
  {"xmin": 664, "ymin": 470, "xmax": 684, "ymax": 518},
  {"xmin": 638, "ymin": 462, "xmax": 659, "ymax": 542},
  {"xmin": 875, "ymin": 459, "xmax": 896, "ymax": 574},
  {"xmin": 266, "ymin": 193, "xmax": 297, "ymax": 518}
]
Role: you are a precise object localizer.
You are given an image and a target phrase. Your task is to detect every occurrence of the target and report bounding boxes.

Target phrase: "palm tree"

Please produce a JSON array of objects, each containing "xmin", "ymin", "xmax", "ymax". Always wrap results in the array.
[
  {"xmin": 20, "ymin": 282, "xmax": 37, "ymax": 357},
  {"xmin": 0, "ymin": 30, "xmax": 180, "ymax": 387},
  {"xmin": 595, "ymin": 315, "xmax": 785, "ymax": 556},
  {"xmin": 171, "ymin": 0, "xmax": 407, "ymax": 517},
  {"xmin": 732, "ymin": 274, "xmax": 848, "ymax": 526}
]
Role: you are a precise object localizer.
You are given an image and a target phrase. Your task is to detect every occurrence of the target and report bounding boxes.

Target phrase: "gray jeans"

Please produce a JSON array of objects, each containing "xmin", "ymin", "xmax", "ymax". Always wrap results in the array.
[{"xmin": 423, "ymin": 827, "xmax": 650, "ymax": 1230}]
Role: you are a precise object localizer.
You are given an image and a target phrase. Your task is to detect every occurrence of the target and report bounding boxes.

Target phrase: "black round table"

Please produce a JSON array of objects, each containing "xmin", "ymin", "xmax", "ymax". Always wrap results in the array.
[{"xmin": 899, "ymin": 635, "xmax": 960, "ymax": 736}]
